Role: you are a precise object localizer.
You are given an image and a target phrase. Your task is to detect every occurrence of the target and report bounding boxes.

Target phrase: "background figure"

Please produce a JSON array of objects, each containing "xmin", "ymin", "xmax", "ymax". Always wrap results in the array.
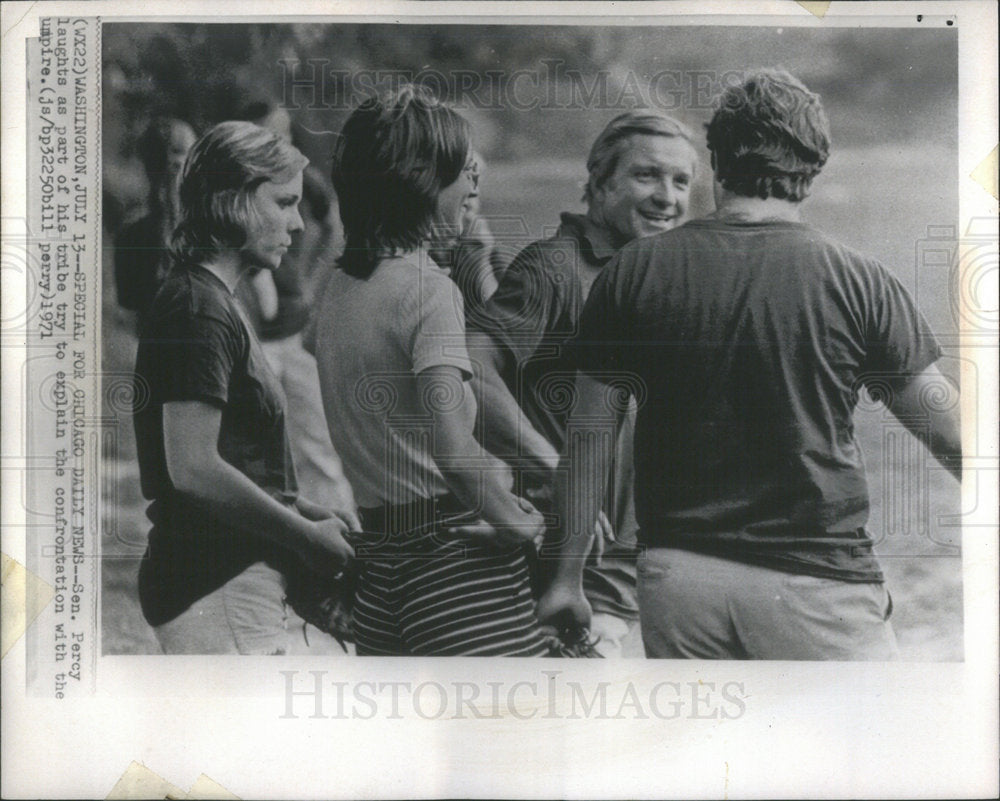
[
  {"xmin": 468, "ymin": 111, "xmax": 699, "ymax": 656},
  {"xmin": 113, "ymin": 117, "xmax": 196, "ymax": 330},
  {"xmin": 236, "ymin": 100, "xmax": 356, "ymax": 514}
]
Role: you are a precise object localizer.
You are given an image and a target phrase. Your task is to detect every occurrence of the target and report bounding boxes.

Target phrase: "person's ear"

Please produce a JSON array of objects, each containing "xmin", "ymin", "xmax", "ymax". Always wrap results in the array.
[
  {"xmin": 587, "ymin": 184, "xmax": 606, "ymax": 224},
  {"xmin": 591, "ymin": 177, "xmax": 609, "ymax": 205}
]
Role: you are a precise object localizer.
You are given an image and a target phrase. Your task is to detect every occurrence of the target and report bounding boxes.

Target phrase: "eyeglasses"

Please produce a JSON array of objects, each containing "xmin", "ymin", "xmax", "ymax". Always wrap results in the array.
[{"xmin": 463, "ymin": 159, "xmax": 480, "ymax": 189}]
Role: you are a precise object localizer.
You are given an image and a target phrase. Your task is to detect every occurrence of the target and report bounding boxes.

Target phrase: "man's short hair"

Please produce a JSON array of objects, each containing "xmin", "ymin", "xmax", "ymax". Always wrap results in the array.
[
  {"xmin": 706, "ymin": 68, "xmax": 831, "ymax": 202},
  {"xmin": 584, "ymin": 111, "xmax": 697, "ymax": 205},
  {"xmin": 169, "ymin": 120, "xmax": 307, "ymax": 265},
  {"xmin": 332, "ymin": 84, "xmax": 471, "ymax": 279}
]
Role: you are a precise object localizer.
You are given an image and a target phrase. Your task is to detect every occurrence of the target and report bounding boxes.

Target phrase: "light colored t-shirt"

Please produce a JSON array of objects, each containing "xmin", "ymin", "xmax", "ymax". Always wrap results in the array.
[{"xmin": 313, "ymin": 251, "xmax": 473, "ymax": 508}]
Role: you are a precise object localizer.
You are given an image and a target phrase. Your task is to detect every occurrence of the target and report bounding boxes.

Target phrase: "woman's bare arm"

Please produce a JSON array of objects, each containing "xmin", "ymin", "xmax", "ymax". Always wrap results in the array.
[
  {"xmin": 417, "ymin": 365, "xmax": 545, "ymax": 549},
  {"xmin": 162, "ymin": 400, "xmax": 354, "ymax": 575}
]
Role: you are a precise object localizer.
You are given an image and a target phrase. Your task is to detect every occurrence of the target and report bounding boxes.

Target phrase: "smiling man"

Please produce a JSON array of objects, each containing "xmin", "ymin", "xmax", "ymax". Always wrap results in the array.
[
  {"xmin": 585, "ymin": 118, "xmax": 695, "ymax": 247},
  {"xmin": 467, "ymin": 111, "xmax": 698, "ymax": 656}
]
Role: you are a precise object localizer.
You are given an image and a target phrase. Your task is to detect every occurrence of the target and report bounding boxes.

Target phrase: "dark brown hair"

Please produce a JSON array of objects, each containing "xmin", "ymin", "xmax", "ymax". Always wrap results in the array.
[
  {"xmin": 332, "ymin": 84, "xmax": 471, "ymax": 278},
  {"xmin": 706, "ymin": 68, "xmax": 831, "ymax": 202}
]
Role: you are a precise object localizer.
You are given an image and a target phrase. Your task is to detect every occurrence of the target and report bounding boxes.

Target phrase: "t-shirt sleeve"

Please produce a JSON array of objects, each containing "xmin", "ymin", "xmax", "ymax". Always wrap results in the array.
[
  {"xmin": 569, "ymin": 252, "xmax": 628, "ymax": 377},
  {"xmin": 408, "ymin": 274, "xmax": 473, "ymax": 377},
  {"xmin": 863, "ymin": 262, "xmax": 943, "ymax": 380},
  {"xmin": 151, "ymin": 307, "xmax": 241, "ymax": 407}
]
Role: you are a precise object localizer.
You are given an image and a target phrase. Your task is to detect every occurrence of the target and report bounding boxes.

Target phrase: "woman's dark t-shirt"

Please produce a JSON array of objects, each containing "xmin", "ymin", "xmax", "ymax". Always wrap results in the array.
[{"xmin": 133, "ymin": 264, "xmax": 298, "ymax": 625}]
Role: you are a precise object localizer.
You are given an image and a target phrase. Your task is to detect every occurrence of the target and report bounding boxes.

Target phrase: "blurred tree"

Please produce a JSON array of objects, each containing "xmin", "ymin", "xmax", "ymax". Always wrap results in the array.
[{"xmin": 102, "ymin": 22, "xmax": 957, "ymax": 222}]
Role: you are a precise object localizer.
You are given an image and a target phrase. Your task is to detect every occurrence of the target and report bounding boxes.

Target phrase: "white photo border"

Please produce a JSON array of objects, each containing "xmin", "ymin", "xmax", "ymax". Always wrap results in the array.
[{"xmin": 2, "ymin": 2, "xmax": 997, "ymax": 799}]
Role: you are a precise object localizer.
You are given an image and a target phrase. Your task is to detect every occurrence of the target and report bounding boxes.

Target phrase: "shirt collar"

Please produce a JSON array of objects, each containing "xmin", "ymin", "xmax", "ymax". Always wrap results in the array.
[{"xmin": 557, "ymin": 212, "xmax": 619, "ymax": 265}]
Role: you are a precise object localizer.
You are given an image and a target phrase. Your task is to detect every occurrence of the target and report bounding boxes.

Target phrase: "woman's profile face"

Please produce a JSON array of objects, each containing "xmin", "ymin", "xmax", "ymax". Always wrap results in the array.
[
  {"xmin": 433, "ymin": 154, "xmax": 479, "ymax": 245},
  {"xmin": 242, "ymin": 170, "xmax": 305, "ymax": 271}
]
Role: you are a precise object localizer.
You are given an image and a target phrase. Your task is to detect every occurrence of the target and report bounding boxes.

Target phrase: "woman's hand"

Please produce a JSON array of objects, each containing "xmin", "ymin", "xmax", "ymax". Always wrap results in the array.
[
  {"xmin": 163, "ymin": 400, "xmax": 357, "ymax": 578},
  {"xmin": 297, "ymin": 518, "xmax": 355, "ymax": 578},
  {"xmin": 537, "ymin": 579, "xmax": 592, "ymax": 632},
  {"xmin": 295, "ymin": 495, "xmax": 362, "ymax": 532},
  {"xmin": 446, "ymin": 496, "xmax": 546, "ymax": 551}
]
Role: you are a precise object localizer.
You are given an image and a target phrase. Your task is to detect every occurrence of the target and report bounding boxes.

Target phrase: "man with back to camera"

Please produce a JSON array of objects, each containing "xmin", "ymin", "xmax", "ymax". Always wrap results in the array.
[
  {"xmin": 538, "ymin": 68, "xmax": 961, "ymax": 660},
  {"xmin": 467, "ymin": 111, "xmax": 700, "ymax": 656}
]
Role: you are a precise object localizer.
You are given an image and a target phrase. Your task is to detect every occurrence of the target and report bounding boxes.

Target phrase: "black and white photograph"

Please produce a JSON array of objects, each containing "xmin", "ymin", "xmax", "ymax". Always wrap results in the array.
[
  {"xmin": 100, "ymin": 18, "xmax": 965, "ymax": 660},
  {"xmin": 2, "ymin": 2, "xmax": 997, "ymax": 798}
]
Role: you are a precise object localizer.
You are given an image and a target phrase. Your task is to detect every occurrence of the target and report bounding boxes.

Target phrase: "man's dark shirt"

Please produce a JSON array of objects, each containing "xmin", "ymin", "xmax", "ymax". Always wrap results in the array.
[
  {"xmin": 573, "ymin": 218, "xmax": 943, "ymax": 582},
  {"xmin": 472, "ymin": 212, "xmax": 607, "ymax": 451}
]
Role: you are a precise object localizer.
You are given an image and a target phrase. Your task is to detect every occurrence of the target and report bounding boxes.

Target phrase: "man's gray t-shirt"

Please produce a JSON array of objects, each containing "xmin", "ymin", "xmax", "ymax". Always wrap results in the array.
[{"xmin": 572, "ymin": 218, "xmax": 942, "ymax": 582}]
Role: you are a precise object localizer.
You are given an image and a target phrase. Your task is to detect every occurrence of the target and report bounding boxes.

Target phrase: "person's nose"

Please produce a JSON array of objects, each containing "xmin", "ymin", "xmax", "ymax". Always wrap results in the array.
[
  {"xmin": 650, "ymin": 177, "xmax": 675, "ymax": 208},
  {"xmin": 289, "ymin": 207, "xmax": 305, "ymax": 234}
]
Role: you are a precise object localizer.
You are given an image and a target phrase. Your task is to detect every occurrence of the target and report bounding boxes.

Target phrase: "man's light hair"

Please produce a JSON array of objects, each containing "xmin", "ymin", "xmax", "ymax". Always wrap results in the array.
[
  {"xmin": 170, "ymin": 120, "xmax": 307, "ymax": 264},
  {"xmin": 584, "ymin": 111, "xmax": 698, "ymax": 205}
]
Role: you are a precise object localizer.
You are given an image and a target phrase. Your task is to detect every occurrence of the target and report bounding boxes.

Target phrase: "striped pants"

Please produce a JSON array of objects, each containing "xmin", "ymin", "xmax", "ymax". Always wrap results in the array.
[{"xmin": 352, "ymin": 499, "xmax": 550, "ymax": 656}]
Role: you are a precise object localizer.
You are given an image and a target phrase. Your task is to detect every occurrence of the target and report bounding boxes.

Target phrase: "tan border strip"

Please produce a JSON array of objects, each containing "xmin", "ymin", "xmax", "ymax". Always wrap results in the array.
[
  {"xmin": 796, "ymin": 1, "xmax": 831, "ymax": 17},
  {"xmin": 970, "ymin": 144, "xmax": 999, "ymax": 200},
  {"xmin": 105, "ymin": 762, "xmax": 241, "ymax": 800},
  {"xmin": 1, "ymin": 552, "xmax": 55, "ymax": 658}
]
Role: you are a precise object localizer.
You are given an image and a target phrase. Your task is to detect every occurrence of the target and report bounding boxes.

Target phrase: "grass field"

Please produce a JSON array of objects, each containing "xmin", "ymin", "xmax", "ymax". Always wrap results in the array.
[{"xmin": 100, "ymin": 145, "xmax": 963, "ymax": 660}]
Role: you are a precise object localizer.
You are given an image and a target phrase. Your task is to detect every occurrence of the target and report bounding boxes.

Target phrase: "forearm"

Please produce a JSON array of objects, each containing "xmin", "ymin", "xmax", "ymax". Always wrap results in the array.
[
  {"xmin": 435, "ymin": 419, "xmax": 525, "ymax": 526},
  {"xmin": 172, "ymin": 455, "xmax": 314, "ymax": 557},
  {"xmin": 550, "ymin": 374, "xmax": 615, "ymax": 586},
  {"xmin": 549, "ymin": 428, "xmax": 604, "ymax": 587},
  {"xmin": 421, "ymin": 367, "xmax": 526, "ymax": 526},
  {"xmin": 920, "ymin": 402, "xmax": 962, "ymax": 482},
  {"xmin": 476, "ymin": 360, "xmax": 559, "ymax": 474},
  {"xmin": 534, "ymin": 371, "xmax": 618, "ymax": 632},
  {"xmin": 885, "ymin": 364, "xmax": 962, "ymax": 482},
  {"xmin": 468, "ymin": 331, "xmax": 559, "ymax": 477}
]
